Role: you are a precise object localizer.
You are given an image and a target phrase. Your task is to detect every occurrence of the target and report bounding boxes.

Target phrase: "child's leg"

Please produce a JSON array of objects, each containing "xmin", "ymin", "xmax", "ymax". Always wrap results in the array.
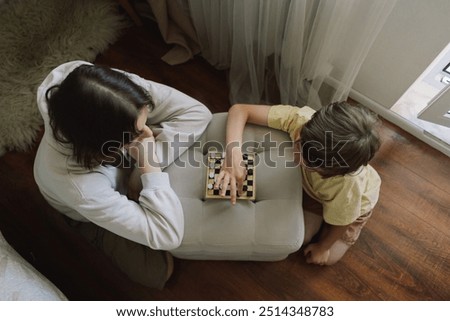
[
  {"xmin": 325, "ymin": 239, "xmax": 351, "ymax": 265},
  {"xmin": 325, "ymin": 210, "xmax": 373, "ymax": 265},
  {"xmin": 302, "ymin": 191, "xmax": 324, "ymax": 244}
]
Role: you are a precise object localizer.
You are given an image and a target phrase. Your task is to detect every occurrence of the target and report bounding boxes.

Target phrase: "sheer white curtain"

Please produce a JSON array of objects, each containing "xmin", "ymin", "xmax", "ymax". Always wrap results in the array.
[{"xmin": 187, "ymin": 0, "xmax": 396, "ymax": 109}]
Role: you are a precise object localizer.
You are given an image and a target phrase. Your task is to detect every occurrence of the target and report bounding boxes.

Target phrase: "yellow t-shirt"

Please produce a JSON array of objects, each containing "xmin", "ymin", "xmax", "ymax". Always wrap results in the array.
[{"xmin": 267, "ymin": 105, "xmax": 381, "ymax": 226}]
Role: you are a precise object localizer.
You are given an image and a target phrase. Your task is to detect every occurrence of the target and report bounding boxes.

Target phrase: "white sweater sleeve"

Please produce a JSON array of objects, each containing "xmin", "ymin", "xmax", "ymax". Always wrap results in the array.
[
  {"xmin": 124, "ymin": 73, "xmax": 213, "ymax": 168},
  {"xmin": 71, "ymin": 171, "xmax": 183, "ymax": 250}
]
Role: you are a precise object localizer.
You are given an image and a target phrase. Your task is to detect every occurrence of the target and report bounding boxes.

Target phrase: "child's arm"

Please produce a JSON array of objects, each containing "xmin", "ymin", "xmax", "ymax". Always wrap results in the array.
[
  {"xmin": 303, "ymin": 223, "xmax": 349, "ymax": 265},
  {"xmin": 215, "ymin": 104, "xmax": 270, "ymax": 204}
]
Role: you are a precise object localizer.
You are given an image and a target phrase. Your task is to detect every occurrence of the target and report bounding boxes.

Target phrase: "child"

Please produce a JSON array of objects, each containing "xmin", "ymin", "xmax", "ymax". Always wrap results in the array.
[
  {"xmin": 34, "ymin": 61, "xmax": 212, "ymax": 288},
  {"xmin": 215, "ymin": 102, "xmax": 381, "ymax": 265}
]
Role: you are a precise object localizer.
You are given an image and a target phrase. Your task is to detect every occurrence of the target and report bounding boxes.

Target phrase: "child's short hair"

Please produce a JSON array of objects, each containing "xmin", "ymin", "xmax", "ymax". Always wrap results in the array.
[{"xmin": 300, "ymin": 102, "xmax": 381, "ymax": 177}]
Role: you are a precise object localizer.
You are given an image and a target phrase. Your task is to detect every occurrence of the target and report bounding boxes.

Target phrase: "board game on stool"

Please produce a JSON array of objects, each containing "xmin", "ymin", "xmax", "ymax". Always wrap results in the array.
[
  {"xmin": 205, "ymin": 150, "xmax": 256, "ymax": 200},
  {"xmin": 167, "ymin": 112, "xmax": 304, "ymax": 261}
]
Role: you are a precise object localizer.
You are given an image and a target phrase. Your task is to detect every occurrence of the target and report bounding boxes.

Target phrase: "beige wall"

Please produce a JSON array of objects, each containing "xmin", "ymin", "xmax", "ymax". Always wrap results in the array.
[{"xmin": 352, "ymin": 0, "xmax": 450, "ymax": 109}]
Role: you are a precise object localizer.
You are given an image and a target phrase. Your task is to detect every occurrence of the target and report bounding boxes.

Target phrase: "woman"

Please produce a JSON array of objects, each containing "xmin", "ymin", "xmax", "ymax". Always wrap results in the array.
[{"xmin": 34, "ymin": 61, "xmax": 212, "ymax": 288}]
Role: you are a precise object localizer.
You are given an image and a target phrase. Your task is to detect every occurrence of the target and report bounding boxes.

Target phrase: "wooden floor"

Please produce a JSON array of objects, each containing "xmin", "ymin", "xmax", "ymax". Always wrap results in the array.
[{"xmin": 0, "ymin": 21, "xmax": 449, "ymax": 301}]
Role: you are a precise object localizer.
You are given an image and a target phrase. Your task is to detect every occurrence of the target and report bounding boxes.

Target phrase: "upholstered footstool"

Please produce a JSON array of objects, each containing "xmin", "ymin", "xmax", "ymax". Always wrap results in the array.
[{"xmin": 166, "ymin": 113, "xmax": 305, "ymax": 261}]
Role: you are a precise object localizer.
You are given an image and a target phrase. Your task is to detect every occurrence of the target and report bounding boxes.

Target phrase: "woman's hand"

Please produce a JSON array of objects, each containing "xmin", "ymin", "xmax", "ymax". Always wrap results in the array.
[
  {"xmin": 214, "ymin": 148, "xmax": 246, "ymax": 205},
  {"xmin": 126, "ymin": 126, "xmax": 161, "ymax": 174},
  {"xmin": 127, "ymin": 166, "xmax": 143, "ymax": 202}
]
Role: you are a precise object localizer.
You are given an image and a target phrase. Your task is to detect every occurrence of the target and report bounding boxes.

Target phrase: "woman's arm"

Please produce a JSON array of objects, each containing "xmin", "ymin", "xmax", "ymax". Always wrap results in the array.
[
  {"xmin": 133, "ymin": 78, "xmax": 213, "ymax": 168},
  {"xmin": 126, "ymin": 126, "xmax": 160, "ymax": 201},
  {"xmin": 215, "ymin": 104, "xmax": 270, "ymax": 204}
]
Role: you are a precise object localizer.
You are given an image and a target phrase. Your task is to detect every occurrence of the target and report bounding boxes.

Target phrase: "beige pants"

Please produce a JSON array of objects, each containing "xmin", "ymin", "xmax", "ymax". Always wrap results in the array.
[
  {"xmin": 64, "ymin": 217, "xmax": 170, "ymax": 289},
  {"xmin": 302, "ymin": 191, "xmax": 373, "ymax": 265}
]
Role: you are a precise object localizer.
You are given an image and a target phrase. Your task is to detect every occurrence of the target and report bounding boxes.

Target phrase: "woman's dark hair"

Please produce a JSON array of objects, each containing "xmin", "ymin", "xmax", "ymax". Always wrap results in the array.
[
  {"xmin": 299, "ymin": 101, "xmax": 381, "ymax": 178},
  {"xmin": 46, "ymin": 64, "xmax": 153, "ymax": 168}
]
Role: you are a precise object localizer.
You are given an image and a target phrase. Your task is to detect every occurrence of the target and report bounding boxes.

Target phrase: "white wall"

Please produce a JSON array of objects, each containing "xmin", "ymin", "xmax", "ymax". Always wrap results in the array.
[{"xmin": 352, "ymin": 0, "xmax": 450, "ymax": 109}]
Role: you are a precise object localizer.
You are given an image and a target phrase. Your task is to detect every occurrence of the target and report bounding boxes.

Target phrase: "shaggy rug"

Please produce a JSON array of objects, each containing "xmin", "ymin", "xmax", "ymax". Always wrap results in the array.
[{"xmin": 0, "ymin": 0, "xmax": 129, "ymax": 156}]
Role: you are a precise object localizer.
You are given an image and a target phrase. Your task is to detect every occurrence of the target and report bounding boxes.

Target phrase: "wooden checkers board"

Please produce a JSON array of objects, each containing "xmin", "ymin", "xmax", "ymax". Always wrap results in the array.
[{"xmin": 205, "ymin": 151, "xmax": 256, "ymax": 200}]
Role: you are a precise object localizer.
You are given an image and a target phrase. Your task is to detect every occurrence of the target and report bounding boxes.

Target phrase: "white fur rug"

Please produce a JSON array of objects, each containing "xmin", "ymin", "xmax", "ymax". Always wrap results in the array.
[{"xmin": 0, "ymin": 0, "xmax": 128, "ymax": 155}]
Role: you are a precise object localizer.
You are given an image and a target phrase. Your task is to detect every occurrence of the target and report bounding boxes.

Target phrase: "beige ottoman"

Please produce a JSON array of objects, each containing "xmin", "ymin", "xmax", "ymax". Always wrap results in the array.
[{"xmin": 166, "ymin": 113, "xmax": 304, "ymax": 261}]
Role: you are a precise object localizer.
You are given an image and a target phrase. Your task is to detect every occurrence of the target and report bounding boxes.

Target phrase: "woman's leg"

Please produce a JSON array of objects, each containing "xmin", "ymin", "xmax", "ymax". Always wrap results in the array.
[{"xmin": 66, "ymin": 218, "xmax": 171, "ymax": 289}]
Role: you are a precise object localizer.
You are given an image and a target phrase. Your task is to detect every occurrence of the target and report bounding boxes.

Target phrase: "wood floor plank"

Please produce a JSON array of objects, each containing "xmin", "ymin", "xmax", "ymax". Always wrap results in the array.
[
  {"xmin": 374, "ymin": 121, "xmax": 450, "ymax": 194},
  {"xmin": 375, "ymin": 160, "xmax": 449, "ymax": 234},
  {"xmin": 371, "ymin": 122, "xmax": 450, "ymax": 236},
  {"xmin": 365, "ymin": 201, "xmax": 450, "ymax": 300}
]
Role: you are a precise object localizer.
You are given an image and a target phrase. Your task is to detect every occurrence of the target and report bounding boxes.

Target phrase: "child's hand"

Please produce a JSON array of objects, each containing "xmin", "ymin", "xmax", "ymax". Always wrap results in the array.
[
  {"xmin": 215, "ymin": 149, "xmax": 246, "ymax": 205},
  {"xmin": 304, "ymin": 243, "xmax": 330, "ymax": 265}
]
